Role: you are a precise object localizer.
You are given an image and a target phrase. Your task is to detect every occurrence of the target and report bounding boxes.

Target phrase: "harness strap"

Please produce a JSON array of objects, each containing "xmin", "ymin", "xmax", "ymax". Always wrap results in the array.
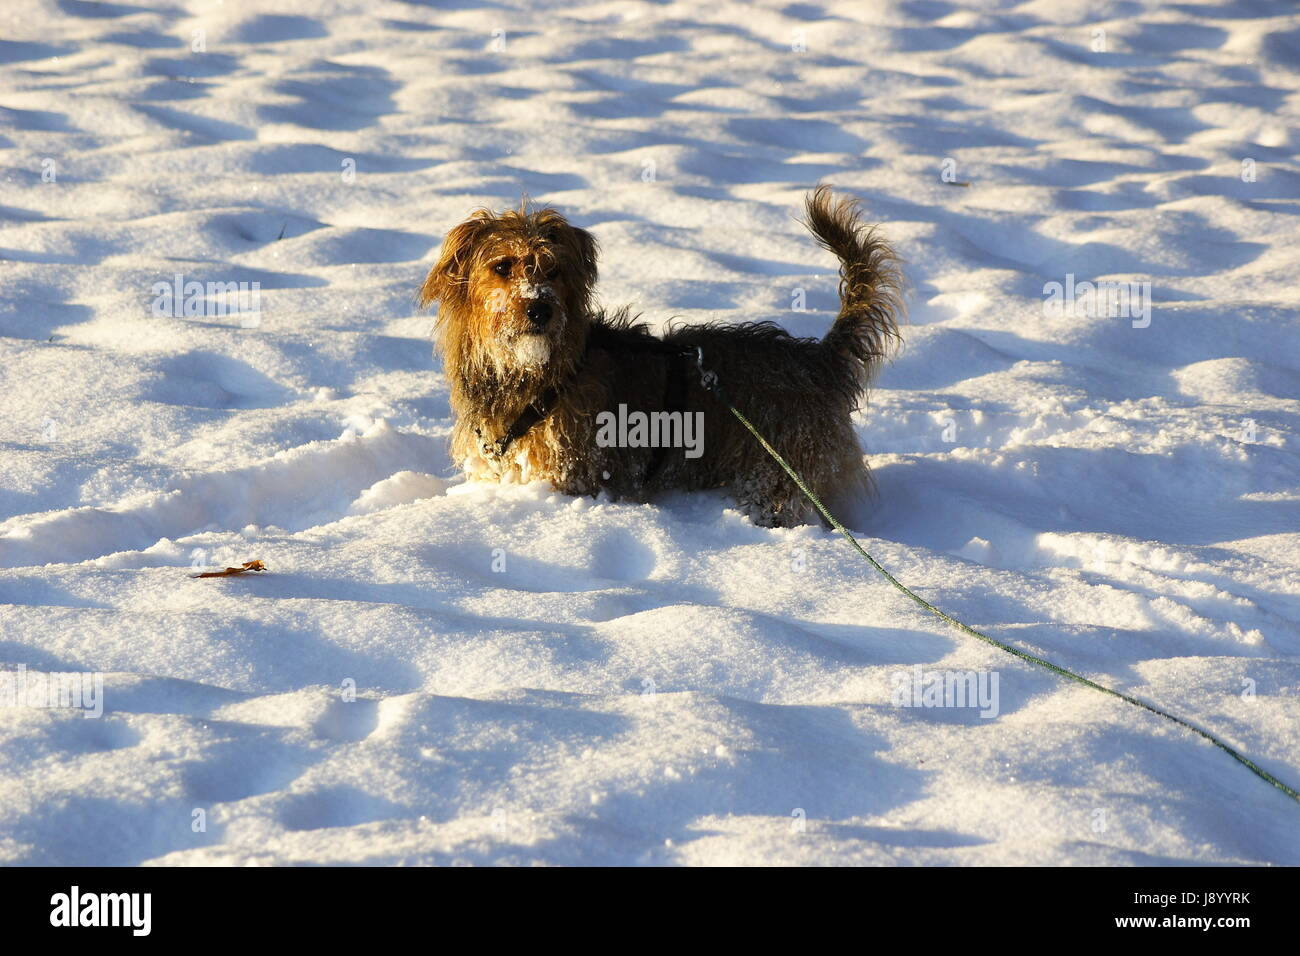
[
  {"xmin": 481, "ymin": 333, "xmax": 595, "ymax": 457},
  {"xmin": 489, "ymin": 385, "xmax": 560, "ymax": 458}
]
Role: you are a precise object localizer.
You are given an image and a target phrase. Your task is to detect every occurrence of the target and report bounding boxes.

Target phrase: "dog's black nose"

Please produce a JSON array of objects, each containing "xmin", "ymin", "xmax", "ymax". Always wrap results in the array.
[{"xmin": 526, "ymin": 300, "xmax": 553, "ymax": 327}]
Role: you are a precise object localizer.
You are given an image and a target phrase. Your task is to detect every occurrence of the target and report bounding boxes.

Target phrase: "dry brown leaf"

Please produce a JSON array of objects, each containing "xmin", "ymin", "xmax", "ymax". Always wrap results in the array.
[{"xmin": 191, "ymin": 560, "xmax": 267, "ymax": 579}]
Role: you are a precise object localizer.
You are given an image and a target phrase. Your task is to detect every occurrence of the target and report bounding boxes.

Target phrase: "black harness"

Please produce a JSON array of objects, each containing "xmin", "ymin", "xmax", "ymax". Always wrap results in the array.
[
  {"xmin": 485, "ymin": 383, "xmax": 561, "ymax": 459},
  {"xmin": 480, "ymin": 334, "xmax": 701, "ymax": 482}
]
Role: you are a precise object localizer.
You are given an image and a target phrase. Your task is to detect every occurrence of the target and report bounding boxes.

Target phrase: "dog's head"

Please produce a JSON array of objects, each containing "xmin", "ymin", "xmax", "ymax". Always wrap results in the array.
[{"xmin": 420, "ymin": 202, "xmax": 598, "ymax": 377}]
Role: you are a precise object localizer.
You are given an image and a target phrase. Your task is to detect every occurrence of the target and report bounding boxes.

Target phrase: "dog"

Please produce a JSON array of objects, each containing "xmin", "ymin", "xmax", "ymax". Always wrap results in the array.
[{"xmin": 418, "ymin": 186, "xmax": 901, "ymax": 527}]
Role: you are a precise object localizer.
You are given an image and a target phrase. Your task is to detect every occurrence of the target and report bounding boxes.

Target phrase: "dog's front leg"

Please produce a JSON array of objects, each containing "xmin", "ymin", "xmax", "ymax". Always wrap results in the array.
[{"xmin": 456, "ymin": 423, "xmax": 522, "ymax": 484}]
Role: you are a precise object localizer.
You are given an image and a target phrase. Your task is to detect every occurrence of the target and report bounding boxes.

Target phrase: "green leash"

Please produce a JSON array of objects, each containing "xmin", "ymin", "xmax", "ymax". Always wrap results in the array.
[{"xmin": 695, "ymin": 350, "xmax": 1300, "ymax": 805}]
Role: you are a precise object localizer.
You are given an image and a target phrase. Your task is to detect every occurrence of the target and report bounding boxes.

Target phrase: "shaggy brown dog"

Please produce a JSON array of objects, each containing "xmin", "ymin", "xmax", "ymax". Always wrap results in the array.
[{"xmin": 419, "ymin": 186, "xmax": 901, "ymax": 527}]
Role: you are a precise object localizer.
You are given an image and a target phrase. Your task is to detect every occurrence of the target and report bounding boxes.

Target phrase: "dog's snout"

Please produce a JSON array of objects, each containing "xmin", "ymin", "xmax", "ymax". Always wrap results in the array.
[{"xmin": 526, "ymin": 300, "xmax": 553, "ymax": 327}]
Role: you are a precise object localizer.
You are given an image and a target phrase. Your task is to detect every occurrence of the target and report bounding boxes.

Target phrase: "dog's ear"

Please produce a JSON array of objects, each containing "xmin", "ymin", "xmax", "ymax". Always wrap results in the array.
[
  {"xmin": 570, "ymin": 224, "xmax": 598, "ymax": 283},
  {"xmin": 532, "ymin": 207, "xmax": 598, "ymax": 287},
  {"xmin": 554, "ymin": 221, "xmax": 600, "ymax": 290},
  {"xmin": 419, "ymin": 209, "xmax": 493, "ymax": 309}
]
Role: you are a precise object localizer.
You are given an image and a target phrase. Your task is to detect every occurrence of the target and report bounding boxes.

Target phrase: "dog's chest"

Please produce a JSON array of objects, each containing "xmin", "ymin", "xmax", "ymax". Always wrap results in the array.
[{"xmin": 459, "ymin": 414, "xmax": 593, "ymax": 489}]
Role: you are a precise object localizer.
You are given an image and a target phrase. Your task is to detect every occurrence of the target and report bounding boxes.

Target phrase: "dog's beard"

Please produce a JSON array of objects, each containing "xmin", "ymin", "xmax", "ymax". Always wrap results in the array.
[{"xmin": 510, "ymin": 333, "xmax": 551, "ymax": 369}]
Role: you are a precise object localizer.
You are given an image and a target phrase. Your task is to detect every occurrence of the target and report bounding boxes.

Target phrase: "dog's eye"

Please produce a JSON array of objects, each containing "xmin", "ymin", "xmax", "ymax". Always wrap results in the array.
[{"xmin": 492, "ymin": 260, "xmax": 512, "ymax": 277}]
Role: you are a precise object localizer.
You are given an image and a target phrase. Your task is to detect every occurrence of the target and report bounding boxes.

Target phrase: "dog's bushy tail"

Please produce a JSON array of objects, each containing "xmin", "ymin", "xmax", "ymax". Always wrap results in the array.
[{"xmin": 804, "ymin": 185, "xmax": 902, "ymax": 382}]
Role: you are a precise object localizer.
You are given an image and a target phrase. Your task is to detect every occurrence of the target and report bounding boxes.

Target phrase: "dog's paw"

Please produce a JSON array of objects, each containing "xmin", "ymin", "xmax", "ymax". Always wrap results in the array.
[{"xmin": 738, "ymin": 496, "xmax": 807, "ymax": 528}]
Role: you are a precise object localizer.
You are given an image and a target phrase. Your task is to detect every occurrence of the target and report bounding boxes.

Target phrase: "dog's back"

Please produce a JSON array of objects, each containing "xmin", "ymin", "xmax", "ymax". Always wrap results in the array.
[{"xmin": 635, "ymin": 187, "xmax": 903, "ymax": 525}]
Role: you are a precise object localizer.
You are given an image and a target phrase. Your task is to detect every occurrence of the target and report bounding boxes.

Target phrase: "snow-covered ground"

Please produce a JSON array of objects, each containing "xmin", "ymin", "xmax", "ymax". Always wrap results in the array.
[{"xmin": 1, "ymin": 0, "xmax": 1298, "ymax": 866}]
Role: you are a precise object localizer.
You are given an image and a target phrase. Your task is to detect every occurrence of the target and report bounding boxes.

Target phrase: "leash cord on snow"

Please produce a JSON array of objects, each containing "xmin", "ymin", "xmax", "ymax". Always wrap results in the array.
[{"xmin": 694, "ymin": 348, "xmax": 1300, "ymax": 805}]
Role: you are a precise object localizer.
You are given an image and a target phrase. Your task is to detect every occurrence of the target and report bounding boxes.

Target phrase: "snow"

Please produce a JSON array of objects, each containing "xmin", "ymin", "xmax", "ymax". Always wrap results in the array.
[{"xmin": 1, "ymin": 0, "xmax": 1298, "ymax": 866}]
